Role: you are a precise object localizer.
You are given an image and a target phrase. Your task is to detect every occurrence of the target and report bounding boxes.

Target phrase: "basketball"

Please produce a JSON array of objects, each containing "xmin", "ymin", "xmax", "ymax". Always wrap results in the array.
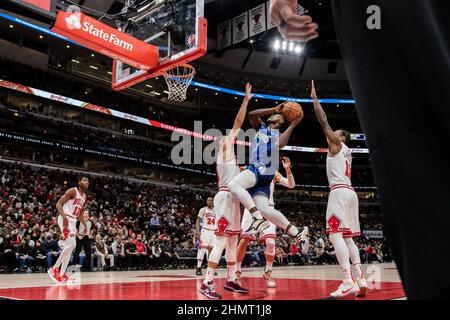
[{"xmin": 282, "ymin": 102, "xmax": 303, "ymax": 121}]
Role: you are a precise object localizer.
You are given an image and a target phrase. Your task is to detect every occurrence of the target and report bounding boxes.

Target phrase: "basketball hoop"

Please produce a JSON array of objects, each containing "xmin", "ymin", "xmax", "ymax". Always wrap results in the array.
[{"xmin": 163, "ymin": 64, "xmax": 196, "ymax": 102}]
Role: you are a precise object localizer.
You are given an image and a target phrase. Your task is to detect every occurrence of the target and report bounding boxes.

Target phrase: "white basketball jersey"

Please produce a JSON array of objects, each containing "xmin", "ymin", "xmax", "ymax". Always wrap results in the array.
[
  {"xmin": 326, "ymin": 143, "xmax": 352, "ymax": 186},
  {"xmin": 63, "ymin": 188, "xmax": 86, "ymax": 218},
  {"xmin": 198, "ymin": 206, "xmax": 216, "ymax": 230},
  {"xmin": 216, "ymin": 147, "xmax": 240, "ymax": 189}
]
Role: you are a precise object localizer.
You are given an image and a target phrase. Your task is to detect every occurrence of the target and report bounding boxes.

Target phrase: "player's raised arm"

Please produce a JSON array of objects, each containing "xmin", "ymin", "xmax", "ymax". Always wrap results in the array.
[
  {"xmin": 227, "ymin": 83, "xmax": 253, "ymax": 141},
  {"xmin": 248, "ymin": 102, "xmax": 285, "ymax": 129},
  {"xmin": 311, "ymin": 80, "xmax": 341, "ymax": 155},
  {"xmin": 278, "ymin": 156, "xmax": 296, "ymax": 188},
  {"xmin": 56, "ymin": 188, "xmax": 76, "ymax": 228}
]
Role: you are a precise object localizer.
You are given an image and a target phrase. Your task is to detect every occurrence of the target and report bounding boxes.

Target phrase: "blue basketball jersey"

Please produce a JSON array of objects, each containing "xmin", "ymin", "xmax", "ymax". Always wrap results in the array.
[{"xmin": 249, "ymin": 124, "xmax": 279, "ymax": 167}]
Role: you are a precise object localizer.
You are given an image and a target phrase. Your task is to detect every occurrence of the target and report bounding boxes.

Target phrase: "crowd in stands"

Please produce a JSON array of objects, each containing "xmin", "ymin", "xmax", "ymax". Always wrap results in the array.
[
  {"xmin": 0, "ymin": 99, "xmax": 376, "ymax": 187},
  {"xmin": 0, "ymin": 162, "xmax": 390, "ymax": 274}
]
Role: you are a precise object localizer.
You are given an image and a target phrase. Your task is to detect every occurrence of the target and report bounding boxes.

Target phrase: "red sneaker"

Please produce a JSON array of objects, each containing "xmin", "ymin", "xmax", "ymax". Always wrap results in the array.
[
  {"xmin": 61, "ymin": 273, "xmax": 75, "ymax": 283},
  {"xmin": 47, "ymin": 267, "xmax": 63, "ymax": 284}
]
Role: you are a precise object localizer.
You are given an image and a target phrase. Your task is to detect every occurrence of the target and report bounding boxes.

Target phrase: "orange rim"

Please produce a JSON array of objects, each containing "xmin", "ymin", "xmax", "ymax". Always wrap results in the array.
[{"xmin": 163, "ymin": 64, "xmax": 196, "ymax": 79}]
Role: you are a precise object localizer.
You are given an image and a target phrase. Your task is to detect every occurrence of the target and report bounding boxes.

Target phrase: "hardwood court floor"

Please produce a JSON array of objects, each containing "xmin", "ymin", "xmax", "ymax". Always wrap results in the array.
[{"xmin": 0, "ymin": 263, "xmax": 405, "ymax": 300}]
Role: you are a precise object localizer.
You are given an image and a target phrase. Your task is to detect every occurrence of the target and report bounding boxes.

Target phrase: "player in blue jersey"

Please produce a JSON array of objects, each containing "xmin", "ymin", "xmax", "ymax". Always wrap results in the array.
[{"xmin": 228, "ymin": 103, "xmax": 308, "ymax": 240}]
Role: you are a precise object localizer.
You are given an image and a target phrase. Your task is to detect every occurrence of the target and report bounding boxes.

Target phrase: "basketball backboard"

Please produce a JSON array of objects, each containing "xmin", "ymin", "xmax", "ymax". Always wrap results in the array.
[{"xmin": 112, "ymin": 0, "xmax": 207, "ymax": 91}]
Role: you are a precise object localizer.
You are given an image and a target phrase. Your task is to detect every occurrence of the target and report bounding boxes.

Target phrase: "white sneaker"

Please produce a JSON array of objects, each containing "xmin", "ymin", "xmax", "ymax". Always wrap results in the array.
[
  {"xmin": 330, "ymin": 281, "xmax": 359, "ymax": 298},
  {"xmin": 244, "ymin": 217, "xmax": 270, "ymax": 236},
  {"xmin": 299, "ymin": 226, "xmax": 309, "ymax": 242},
  {"xmin": 355, "ymin": 278, "xmax": 369, "ymax": 297},
  {"xmin": 263, "ymin": 270, "xmax": 276, "ymax": 288}
]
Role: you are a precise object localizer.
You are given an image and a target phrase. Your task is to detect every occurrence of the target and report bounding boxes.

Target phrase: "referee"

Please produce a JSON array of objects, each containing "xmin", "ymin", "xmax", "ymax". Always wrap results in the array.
[
  {"xmin": 72, "ymin": 210, "xmax": 93, "ymax": 272},
  {"xmin": 269, "ymin": 0, "xmax": 450, "ymax": 299}
]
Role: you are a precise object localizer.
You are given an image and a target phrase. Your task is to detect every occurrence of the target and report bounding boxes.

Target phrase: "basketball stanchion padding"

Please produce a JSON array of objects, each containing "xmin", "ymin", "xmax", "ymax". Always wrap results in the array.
[{"xmin": 163, "ymin": 64, "xmax": 196, "ymax": 102}]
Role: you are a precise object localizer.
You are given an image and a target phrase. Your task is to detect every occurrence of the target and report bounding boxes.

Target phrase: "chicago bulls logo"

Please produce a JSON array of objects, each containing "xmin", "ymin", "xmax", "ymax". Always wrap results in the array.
[
  {"xmin": 217, "ymin": 217, "xmax": 230, "ymax": 233},
  {"xmin": 327, "ymin": 214, "xmax": 341, "ymax": 233}
]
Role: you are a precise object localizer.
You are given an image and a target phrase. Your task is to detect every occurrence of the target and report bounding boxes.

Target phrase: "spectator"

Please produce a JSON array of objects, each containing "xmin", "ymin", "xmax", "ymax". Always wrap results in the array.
[
  {"xmin": 124, "ymin": 236, "xmax": 138, "ymax": 270},
  {"xmin": 93, "ymin": 234, "xmax": 114, "ymax": 270},
  {"xmin": 17, "ymin": 239, "xmax": 35, "ymax": 272},
  {"xmin": 151, "ymin": 240, "xmax": 163, "ymax": 269},
  {"xmin": 149, "ymin": 214, "xmax": 161, "ymax": 232},
  {"xmin": 134, "ymin": 234, "xmax": 149, "ymax": 269},
  {"xmin": 0, "ymin": 235, "xmax": 17, "ymax": 272},
  {"xmin": 275, "ymin": 247, "xmax": 288, "ymax": 266},
  {"xmin": 288, "ymin": 240, "xmax": 301, "ymax": 265},
  {"xmin": 41, "ymin": 233, "xmax": 60, "ymax": 269},
  {"xmin": 112, "ymin": 236, "xmax": 126, "ymax": 270}
]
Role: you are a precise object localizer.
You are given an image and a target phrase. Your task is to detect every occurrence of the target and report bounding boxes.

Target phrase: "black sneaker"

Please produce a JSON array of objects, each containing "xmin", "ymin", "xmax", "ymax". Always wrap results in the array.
[
  {"xmin": 196, "ymin": 268, "xmax": 203, "ymax": 276},
  {"xmin": 224, "ymin": 281, "xmax": 249, "ymax": 294},
  {"xmin": 199, "ymin": 281, "xmax": 222, "ymax": 299}
]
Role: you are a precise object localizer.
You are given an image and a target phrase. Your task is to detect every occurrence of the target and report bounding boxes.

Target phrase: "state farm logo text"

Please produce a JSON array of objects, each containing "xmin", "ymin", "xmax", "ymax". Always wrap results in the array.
[{"xmin": 65, "ymin": 5, "xmax": 134, "ymax": 52}]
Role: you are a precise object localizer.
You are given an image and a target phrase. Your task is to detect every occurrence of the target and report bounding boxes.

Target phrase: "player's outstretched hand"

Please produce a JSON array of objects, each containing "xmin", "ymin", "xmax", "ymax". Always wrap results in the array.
[
  {"xmin": 270, "ymin": 0, "xmax": 318, "ymax": 41},
  {"xmin": 289, "ymin": 113, "xmax": 303, "ymax": 127},
  {"xmin": 311, "ymin": 80, "xmax": 318, "ymax": 100},
  {"xmin": 275, "ymin": 101, "xmax": 287, "ymax": 113},
  {"xmin": 282, "ymin": 156, "xmax": 292, "ymax": 169},
  {"xmin": 245, "ymin": 83, "xmax": 253, "ymax": 101}
]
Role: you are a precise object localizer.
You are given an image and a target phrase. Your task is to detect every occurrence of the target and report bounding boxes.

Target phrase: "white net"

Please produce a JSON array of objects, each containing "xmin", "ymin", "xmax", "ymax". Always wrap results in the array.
[{"xmin": 163, "ymin": 64, "xmax": 196, "ymax": 102}]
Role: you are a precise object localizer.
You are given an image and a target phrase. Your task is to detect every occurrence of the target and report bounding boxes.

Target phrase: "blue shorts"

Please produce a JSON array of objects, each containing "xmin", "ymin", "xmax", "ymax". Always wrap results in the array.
[{"xmin": 247, "ymin": 162, "xmax": 275, "ymax": 198}]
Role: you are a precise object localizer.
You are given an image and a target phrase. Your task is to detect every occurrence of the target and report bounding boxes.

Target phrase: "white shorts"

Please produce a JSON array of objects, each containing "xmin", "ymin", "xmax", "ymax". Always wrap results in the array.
[
  {"xmin": 326, "ymin": 187, "xmax": 360, "ymax": 238},
  {"xmin": 213, "ymin": 190, "xmax": 242, "ymax": 236},
  {"xmin": 241, "ymin": 209, "xmax": 276, "ymax": 243},
  {"xmin": 57, "ymin": 215, "xmax": 77, "ymax": 237},
  {"xmin": 200, "ymin": 228, "xmax": 216, "ymax": 248}
]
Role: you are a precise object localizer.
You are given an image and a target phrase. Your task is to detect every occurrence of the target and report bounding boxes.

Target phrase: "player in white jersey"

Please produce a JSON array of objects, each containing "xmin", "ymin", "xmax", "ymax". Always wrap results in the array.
[
  {"xmin": 48, "ymin": 175, "xmax": 89, "ymax": 284},
  {"xmin": 312, "ymin": 80, "xmax": 368, "ymax": 298},
  {"xmin": 195, "ymin": 197, "xmax": 215, "ymax": 275},
  {"xmin": 238, "ymin": 157, "xmax": 297, "ymax": 288},
  {"xmin": 199, "ymin": 83, "xmax": 253, "ymax": 299}
]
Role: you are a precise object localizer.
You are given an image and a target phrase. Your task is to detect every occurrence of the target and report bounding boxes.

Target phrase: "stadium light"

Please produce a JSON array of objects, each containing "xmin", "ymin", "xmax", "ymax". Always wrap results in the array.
[
  {"xmin": 273, "ymin": 39, "xmax": 280, "ymax": 50},
  {"xmin": 289, "ymin": 41, "xmax": 294, "ymax": 52}
]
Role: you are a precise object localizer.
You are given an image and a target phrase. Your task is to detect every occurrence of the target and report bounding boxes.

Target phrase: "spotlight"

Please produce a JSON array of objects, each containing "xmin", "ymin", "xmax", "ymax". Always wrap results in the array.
[
  {"xmin": 273, "ymin": 39, "xmax": 280, "ymax": 50},
  {"xmin": 294, "ymin": 46, "xmax": 303, "ymax": 54},
  {"xmin": 281, "ymin": 41, "xmax": 287, "ymax": 50},
  {"xmin": 289, "ymin": 41, "xmax": 294, "ymax": 52}
]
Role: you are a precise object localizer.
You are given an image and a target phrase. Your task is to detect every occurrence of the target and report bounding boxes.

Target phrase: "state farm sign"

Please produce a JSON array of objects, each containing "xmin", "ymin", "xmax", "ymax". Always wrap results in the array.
[{"xmin": 52, "ymin": 8, "xmax": 158, "ymax": 71}]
